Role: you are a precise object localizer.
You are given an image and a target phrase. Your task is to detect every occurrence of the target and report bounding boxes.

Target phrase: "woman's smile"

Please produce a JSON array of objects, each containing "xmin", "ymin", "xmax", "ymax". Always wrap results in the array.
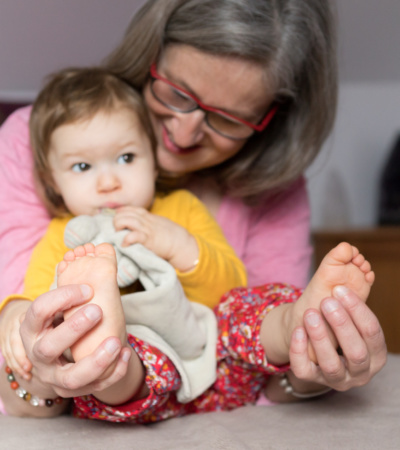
[{"xmin": 161, "ymin": 125, "xmax": 201, "ymax": 155}]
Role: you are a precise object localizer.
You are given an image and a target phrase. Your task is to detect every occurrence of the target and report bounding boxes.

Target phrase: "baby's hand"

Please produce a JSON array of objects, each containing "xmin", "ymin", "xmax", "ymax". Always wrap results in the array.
[
  {"xmin": 0, "ymin": 301, "xmax": 32, "ymax": 380},
  {"xmin": 114, "ymin": 206, "xmax": 199, "ymax": 272}
]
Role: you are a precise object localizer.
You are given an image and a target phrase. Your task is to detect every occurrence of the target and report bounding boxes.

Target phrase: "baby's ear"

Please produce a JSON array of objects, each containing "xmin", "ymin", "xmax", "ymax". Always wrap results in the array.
[{"xmin": 64, "ymin": 215, "xmax": 99, "ymax": 248}]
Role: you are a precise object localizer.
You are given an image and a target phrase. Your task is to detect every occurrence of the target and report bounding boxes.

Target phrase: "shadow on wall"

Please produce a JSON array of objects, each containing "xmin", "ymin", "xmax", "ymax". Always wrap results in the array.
[{"xmin": 378, "ymin": 133, "xmax": 400, "ymax": 225}]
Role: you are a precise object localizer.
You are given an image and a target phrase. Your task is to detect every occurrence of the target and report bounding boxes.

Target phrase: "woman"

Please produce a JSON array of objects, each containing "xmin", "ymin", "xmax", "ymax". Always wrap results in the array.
[{"xmin": 0, "ymin": 0, "xmax": 386, "ymax": 413}]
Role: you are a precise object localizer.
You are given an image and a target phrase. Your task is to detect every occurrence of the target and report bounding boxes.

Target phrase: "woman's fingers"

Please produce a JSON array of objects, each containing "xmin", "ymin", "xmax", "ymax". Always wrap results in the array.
[
  {"xmin": 20, "ymin": 284, "xmax": 93, "ymax": 344},
  {"xmin": 332, "ymin": 286, "xmax": 387, "ymax": 375},
  {"xmin": 22, "ymin": 284, "xmax": 94, "ymax": 335},
  {"xmin": 31, "ymin": 304, "xmax": 102, "ymax": 364},
  {"xmin": 288, "ymin": 326, "xmax": 317, "ymax": 380},
  {"xmin": 91, "ymin": 347, "xmax": 132, "ymax": 393},
  {"xmin": 50, "ymin": 338, "xmax": 128, "ymax": 397},
  {"xmin": 289, "ymin": 313, "xmax": 346, "ymax": 388},
  {"xmin": 319, "ymin": 296, "xmax": 370, "ymax": 382},
  {"xmin": 290, "ymin": 288, "xmax": 388, "ymax": 392}
]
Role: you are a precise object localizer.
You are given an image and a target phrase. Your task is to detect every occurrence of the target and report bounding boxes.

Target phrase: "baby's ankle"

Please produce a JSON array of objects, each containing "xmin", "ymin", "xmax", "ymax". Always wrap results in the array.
[
  {"xmin": 260, "ymin": 303, "xmax": 295, "ymax": 365},
  {"xmin": 284, "ymin": 301, "xmax": 304, "ymax": 341}
]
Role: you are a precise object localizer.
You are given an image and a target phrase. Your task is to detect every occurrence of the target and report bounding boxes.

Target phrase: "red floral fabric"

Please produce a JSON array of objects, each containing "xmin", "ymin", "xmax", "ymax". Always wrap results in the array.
[{"xmin": 73, "ymin": 283, "xmax": 302, "ymax": 423}]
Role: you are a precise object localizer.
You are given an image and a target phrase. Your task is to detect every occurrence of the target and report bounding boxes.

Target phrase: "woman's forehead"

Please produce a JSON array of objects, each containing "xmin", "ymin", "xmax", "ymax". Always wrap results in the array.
[{"xmin": 159, "ymin": 44, "xmax": 274, "ymax": 120}]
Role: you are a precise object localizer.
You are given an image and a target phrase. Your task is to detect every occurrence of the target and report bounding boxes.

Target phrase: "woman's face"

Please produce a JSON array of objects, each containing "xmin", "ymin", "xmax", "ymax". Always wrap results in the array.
[{"xmin": 143, "ymin": 44, "xmax": 274, "ymax": 177}]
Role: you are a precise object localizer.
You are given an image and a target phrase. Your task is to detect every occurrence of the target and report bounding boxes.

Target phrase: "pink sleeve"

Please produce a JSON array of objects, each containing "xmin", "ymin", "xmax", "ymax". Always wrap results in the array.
[
  {"xmin": 218, "ymin": 178, "xmax": 312, "ymax": 289},
  {"xmin": 0, "ymin": 107, "xmax": 50, "ymax": 299}
]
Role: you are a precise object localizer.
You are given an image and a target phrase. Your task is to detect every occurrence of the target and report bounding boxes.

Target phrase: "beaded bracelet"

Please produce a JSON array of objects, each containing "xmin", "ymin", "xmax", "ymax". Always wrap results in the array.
[
  {"xmin": 5, "ymin": 366, "xmax": 63, "ymax": 407},
  {"xmin": 279, "ymin": 373, "xmax": 333, "ymax": 399}
]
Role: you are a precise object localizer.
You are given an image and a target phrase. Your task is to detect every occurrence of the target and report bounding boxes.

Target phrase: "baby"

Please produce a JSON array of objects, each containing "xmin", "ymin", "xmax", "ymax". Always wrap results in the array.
[{"xmin": 1, "ymin": 67, "xmax": 246, "ymax": 404}]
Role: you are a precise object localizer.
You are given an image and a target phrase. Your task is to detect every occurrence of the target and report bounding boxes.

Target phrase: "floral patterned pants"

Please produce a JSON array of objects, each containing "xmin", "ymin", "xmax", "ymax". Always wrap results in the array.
[{"xmin": 73, "ymin": 283, "xmax": 302, "ymax": 423}]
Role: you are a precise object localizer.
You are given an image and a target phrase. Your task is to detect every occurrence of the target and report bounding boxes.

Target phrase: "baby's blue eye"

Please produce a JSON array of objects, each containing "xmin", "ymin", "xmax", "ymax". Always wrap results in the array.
[
  {"xmin": 118, "ymin": 153, "xmax": 135, "ymax": 164},
  {"xmin": 72, "ymin": 162, "xmax": 90, "ymax": 172}
]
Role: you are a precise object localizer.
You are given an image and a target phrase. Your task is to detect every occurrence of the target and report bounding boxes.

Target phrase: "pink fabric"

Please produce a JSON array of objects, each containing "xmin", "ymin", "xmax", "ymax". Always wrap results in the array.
[
  {"xmin": 0, "ymin": 106, "xmax": 50, "ymax": 300},
  {"xmin": 0, "ymin": 107, "xmax": 311, "ymax": 301},
  {"xmin": 216, "ymin": 178, "xmax": 312, "ymax": 289}
]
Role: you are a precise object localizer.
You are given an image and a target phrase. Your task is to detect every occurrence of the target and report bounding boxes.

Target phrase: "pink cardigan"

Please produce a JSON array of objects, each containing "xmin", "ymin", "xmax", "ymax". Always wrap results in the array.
[{"xmin": 0, "ymin": 107, "xmax": 312, "ymax": 300}]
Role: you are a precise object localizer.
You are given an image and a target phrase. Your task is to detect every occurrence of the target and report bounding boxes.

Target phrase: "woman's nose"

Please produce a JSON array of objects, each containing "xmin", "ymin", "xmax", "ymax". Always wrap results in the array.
[
  {"xmin": 169, "ymin": 110, "xmax": 206, "ymax": 147},
  {"xmin": 96, "ymin": 170, "xmax": 121, "ymax": 192}
]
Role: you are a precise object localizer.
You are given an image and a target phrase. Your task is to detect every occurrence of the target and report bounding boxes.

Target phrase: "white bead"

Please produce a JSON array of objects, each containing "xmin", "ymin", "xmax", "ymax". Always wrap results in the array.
[
  {"xmin": 30, "ymin": 396, "xmax": 40, "ymax": 406},
  {"xmin": 16, "ymin": 388, "xmax": 26, "ymax": 398}
]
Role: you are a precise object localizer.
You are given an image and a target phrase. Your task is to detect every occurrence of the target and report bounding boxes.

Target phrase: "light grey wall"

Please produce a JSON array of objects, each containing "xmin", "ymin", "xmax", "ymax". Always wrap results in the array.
[
  {"xmin": 307, "ymin": 82, "xmax": 400, "ymax": 229},
  {"xmin": 0, "ymin": 0, "xmax": 145, "ymax": 99},
  {"xmin": 0, "ymin": 0, "xmax": 399, "ymax": 229},
  {"xmin": 2, "ymin": 1, "xmax": 400, "ymax": 94},
  {"xmin": 336, "ymin": 0, "xmax": 400, "ymax": 83},
  {"xmin": 308, "ymin": 0, "xmax": 400, "ymax": 229}
]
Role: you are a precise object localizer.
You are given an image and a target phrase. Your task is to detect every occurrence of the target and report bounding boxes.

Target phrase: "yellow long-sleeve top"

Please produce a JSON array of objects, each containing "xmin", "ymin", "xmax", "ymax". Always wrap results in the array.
[{"xmin": 1, "ymin": 190, "xmax": 246, "ymax": 311}]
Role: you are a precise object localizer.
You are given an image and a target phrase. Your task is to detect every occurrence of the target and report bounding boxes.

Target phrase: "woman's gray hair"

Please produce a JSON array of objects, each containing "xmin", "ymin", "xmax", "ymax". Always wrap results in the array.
[{"xmin": 104, "ymin": 0, "xmax": 337, "ymax": 200}]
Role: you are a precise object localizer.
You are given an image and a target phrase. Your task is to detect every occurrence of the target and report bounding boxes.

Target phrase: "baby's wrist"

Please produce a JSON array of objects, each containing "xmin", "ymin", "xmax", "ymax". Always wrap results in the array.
[
  {"xmin": 2, "ymin": 299, "xmax": 31, "ymax": 317},
  {"xmin": 169, "ymin": 234, "xmax": 199, "ymax": 272}
]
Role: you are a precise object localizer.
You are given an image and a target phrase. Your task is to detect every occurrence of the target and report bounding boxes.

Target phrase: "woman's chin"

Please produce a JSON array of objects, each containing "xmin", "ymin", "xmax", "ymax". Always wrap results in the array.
[{"xmin": 156, "ymin": 151, "xmax": 188, "ymax": 176}]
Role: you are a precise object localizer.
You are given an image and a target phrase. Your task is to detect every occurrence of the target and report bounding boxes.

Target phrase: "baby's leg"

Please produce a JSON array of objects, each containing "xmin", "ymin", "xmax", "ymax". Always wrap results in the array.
[
  {"xmin": 291, "ymin": 242, "xmax": 374, "ymax": 361},
  {"xmin": 58, "ymin": 243, "xmax": 126, "ymax": 377}
]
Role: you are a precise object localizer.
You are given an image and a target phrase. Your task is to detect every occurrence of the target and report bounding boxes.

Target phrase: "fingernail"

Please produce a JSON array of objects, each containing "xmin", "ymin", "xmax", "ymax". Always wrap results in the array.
[
  {"xmin": 294, "ymin": 328, "xmax": 306, "ymax": 341},
  {"xmin": 322, "ymin": 298, "xmax": 339, "ymax": 314},
  {"xmin": 80, "ymin": 284, "xmax": 92, "ymax": 299},
  {"xmin": 333, "ymin": 285, "xmax": 349, "ymax": 299},
  {"xmin": 105, "ymin": 339, "xmax": 119, "ymax": 354},
  {"xmin": 122, "ymin": 350, "xmax": 131, "ymax": 362},
  {"xmin": 83, "ymin": 305, "xmax": 101, "ymax": 321},
  {"xmin": 305, "ymin": 312, "xmax": 320, "ymax": 327}
]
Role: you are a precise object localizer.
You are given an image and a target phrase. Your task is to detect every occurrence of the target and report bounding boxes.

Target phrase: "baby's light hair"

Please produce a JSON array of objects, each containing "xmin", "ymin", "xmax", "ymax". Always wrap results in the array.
[{"xmin": 30, "ymin": 67, "xmax": 156, "ymax": 216}]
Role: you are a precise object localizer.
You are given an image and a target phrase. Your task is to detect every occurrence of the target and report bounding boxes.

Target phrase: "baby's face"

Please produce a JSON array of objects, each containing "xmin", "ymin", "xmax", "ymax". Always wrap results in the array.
[{"xmin": 48, "ymin": 108, "xmax": 157, "ymax": 216}]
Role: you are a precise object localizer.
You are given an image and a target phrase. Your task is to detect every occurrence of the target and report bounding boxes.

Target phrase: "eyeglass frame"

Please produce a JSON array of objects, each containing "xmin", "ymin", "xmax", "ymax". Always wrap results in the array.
[{"xmin": 149, "ymin": 63, "xmax": 278, "ymax": 139}]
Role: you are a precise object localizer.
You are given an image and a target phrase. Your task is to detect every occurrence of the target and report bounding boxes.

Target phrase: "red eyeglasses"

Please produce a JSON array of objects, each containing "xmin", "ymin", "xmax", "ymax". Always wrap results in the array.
[{"xmin": 149, "ymin": 63, "xmax": 277, "ymax": 140}]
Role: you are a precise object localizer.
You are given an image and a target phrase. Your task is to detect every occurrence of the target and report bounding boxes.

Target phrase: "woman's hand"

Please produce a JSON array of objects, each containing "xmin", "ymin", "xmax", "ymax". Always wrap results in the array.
[
  {"xmin": 19, "ymin": 284, "xmax": 132, "ymax": 398},
  {"xmin": 289, "ymin": 286, "xmax": 387, "ymax": 392}
]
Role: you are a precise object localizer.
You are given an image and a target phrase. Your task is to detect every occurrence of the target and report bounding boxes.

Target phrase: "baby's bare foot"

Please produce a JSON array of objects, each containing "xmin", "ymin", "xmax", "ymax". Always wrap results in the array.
[
  {"xmin": 58, "ymin": 243, "xmax": 126, "ymax": 376},
  {"xmin": 291, "ymin": 242, "xmax": 374, "ymax": 362}
]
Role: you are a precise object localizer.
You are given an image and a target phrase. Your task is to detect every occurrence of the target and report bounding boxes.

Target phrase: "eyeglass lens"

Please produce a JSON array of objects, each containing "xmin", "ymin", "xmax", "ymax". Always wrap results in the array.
[{"xmin": 151, "ymin": 79, "xmax": 255, "ymax": 139}]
